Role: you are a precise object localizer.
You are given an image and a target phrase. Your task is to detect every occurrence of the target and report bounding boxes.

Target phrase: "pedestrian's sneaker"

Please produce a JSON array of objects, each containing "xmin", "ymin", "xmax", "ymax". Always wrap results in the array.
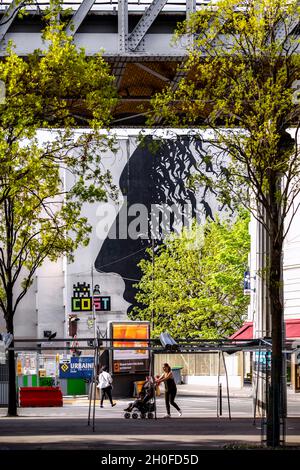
[
  {"xmin": 112, "ymin": 402, "xmax": 117, "ymax": 407},
  {"xmin": 163, "ymin": 414, "xmax": 171, "ymax": 418},
  {"xmin": 100, "ymin": 405, "xmax": 104, "ymax": 408},
  {"xmin": 177, "ymin": 410, "xmax": 182, "ymax": 417}
]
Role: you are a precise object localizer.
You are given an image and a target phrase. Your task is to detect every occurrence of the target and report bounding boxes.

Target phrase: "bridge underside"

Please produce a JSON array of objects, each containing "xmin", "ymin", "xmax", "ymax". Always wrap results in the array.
[
  {"xmin": 0, "ymin": 1, "xmax": 299, "ymax": 126},
  {"xmin": 0, "ymin": 1, "xmax": 200, "ymax": 125}
]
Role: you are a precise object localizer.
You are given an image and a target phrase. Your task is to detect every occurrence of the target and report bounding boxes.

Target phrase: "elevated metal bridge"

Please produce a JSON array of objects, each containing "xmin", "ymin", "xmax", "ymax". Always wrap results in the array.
[
  {"xmin": 0, "ymin": 1, "xmax": 211, "ymax": 124},
  {"xmin": 0, "ymin": 1, "xmax": 299, "ymax": 124}
]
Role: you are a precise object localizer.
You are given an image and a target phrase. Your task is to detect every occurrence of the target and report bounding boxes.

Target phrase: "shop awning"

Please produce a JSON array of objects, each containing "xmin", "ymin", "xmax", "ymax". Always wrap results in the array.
[
  {"xmin": 230, "ymin": 319, "xmax": 300, "ymax": 340},
  {"xmin": 285, "ymin": 319, "xmax": 300, "ymax": 339},
  {"xmin": 230, "ymin": 322, "xmax": 253, "ymax": 340}
]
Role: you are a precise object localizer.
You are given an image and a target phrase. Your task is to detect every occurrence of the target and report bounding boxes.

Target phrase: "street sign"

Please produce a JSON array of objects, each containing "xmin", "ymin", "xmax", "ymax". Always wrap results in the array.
[
  {"xmin": 59, "ymin": 357, "xmax": 94, "ymax": 379},
  {"xmin": 243, "ymin": 271, "xmax": 251, "ymax": 295}
]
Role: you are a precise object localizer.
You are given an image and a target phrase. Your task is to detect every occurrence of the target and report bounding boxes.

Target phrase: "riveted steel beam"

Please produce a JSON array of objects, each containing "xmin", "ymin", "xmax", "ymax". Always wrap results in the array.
[
  {"xmin": 186, "ymin": 0, "xmax": 196, "ymax": 17},
  {"xmin": 154, "ymin": 58, "xmax": 187, "ymax": 124},
  {"xmin": 170, "ymin": 60, "xmax": 187, "ymax": 92},
  {"xmin": 0, "ymin": 0, "xmax": 24, "ymax": 44},
  {"xmin": 134, "ymin": 62, "xmax": 170, "ymax": 82},
  {"xmin": 128, "ymin": 0, "xmax": 168, "ymax": 52},
  {"xmin": 112, "ymin": 111, "xmax": 150, "ymax": 124},
  {"xmin": 66, "ymin": 0, "xmax": 96, "ymax": 36},
  {"xmin": 186, "ymin": 0, "xmax": 196, "ymax": 47},
  {"xmin": 118, "ymin": 0, "xmax": 128, "ymax": 53},
  {"xmin": 111, "ymin": 59, "xmax": 127, "ymax": 88},
  {"xmin": 274, "ymin": 15, "xmax": 300, "ymax": 42}
]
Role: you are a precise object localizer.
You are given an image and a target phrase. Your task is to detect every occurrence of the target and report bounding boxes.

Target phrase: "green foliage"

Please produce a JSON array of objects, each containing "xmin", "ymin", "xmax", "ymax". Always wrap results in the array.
[
  {"xmin": 148, "ymin": 5, "xmax": 298, "ymax": 438},
  {"xmin": 149, "ymin": 0, "xmax": 300, "ymax": 231},
  {"xmin": 0, "ymin": 2, "xmax": 118, "ymax": 322},
  {"xmin": 130, "ymin": 211, "xmax": 250, "ymax": 339}
]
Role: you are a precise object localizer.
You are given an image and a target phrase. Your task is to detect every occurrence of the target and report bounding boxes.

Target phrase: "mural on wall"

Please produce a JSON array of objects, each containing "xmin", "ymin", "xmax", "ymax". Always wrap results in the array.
[
  {"xmin": 95, "ymin": 135, "xmax": 228, "ymax": 312},
  {"xmin": 71, "ymin": 281, "xmax": 111, "ymax": 312}
]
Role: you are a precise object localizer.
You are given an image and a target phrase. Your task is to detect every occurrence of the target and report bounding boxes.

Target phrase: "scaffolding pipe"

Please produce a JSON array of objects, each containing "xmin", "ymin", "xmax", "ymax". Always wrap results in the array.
[{"xmin": 221, "ymin": 350, "xmax": 232, "ymax": 421}]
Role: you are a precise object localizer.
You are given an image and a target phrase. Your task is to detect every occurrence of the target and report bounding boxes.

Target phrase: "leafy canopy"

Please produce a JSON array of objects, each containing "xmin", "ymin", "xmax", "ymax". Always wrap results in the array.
[
  {"xmin": 0, "ymin": 2, "xmax": 118, "ymax": 320},
  {"xmin": 130, "ymin": 211, "xmax": 250, "ymax": 339},
  {"xmin": 149, "ymin": 0, "xmax": 300, "ymax": 237}
]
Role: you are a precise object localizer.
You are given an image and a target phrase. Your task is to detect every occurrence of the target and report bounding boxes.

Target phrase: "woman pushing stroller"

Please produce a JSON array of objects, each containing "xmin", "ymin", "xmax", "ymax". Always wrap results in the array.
[{"xmin": 155, "ymin": 363, "xmax": 182, "ymax": 418}]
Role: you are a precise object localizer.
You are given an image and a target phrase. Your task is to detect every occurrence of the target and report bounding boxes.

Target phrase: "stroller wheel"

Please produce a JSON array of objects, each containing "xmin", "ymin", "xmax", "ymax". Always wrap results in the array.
[
  {"xmin": 124, "ymin": 412, "xmax": 131, "ymax": 419},
  {"xmin": 132, "ymin": 412, "xmax": 138, "ymax": 419},
  {"xmin": 140, "ymin": 413, "xmax": 146, "ymax": 419},
  {"xmin": 147, "ymin": 412, "xmax": 154, "ymax": 419}
]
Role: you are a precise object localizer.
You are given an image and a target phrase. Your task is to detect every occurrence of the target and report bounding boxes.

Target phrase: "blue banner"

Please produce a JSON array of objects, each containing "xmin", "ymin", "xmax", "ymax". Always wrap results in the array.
[
  {"xmin": 59, "ymin": 357, "xmax": 94, "ymax": 379},
  {"xmin": 243, "ymin": 270, "xmax": 251, "ymax": 294},
  {"xmin": 254, "ymin": 351, "xmax": 271, "ymax": 372}
]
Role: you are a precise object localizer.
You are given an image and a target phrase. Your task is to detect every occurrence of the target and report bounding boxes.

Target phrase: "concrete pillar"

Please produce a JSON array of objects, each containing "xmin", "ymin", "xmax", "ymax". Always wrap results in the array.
[{"xmin": 252, "ymin": 206, "xmax": 271, "ymax": 418}]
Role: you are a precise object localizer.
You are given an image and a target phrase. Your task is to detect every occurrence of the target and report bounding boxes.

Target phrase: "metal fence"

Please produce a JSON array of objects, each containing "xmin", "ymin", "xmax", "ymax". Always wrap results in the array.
[
  {"xmin": 0, "ymin": 361, "xmax": 9, "ymax": 406},
  {"xmin": 154, "ymin": 352, "xmax": 226, "ymax": 377}
]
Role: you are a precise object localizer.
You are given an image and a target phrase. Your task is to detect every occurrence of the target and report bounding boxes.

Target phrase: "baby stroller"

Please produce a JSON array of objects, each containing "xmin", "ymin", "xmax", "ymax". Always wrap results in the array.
[
  {"xmin": 124, "ymin": 397, "xmax": 156, "ymax": 419},
  {"xmin": 124, "ymin": 378, "xmax": 156, "ymax": 419}
]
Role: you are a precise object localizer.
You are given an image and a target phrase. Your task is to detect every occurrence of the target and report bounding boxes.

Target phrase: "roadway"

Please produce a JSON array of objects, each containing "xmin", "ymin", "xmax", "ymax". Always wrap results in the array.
[{"xmin": 0, "ymin": 386, "xmax": 300, "ymax": 450}]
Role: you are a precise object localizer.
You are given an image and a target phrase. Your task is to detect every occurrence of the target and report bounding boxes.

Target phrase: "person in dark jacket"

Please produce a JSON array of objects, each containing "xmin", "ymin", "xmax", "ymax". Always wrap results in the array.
[{"xmin": 156, "ymin": 363, "xmax": 182, "ymax": 418}]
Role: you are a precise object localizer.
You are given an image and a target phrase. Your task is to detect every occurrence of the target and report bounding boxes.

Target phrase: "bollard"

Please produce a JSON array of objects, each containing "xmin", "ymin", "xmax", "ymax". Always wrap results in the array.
[{"xmin": 219, "ymin": 383, "xmax": 222, "ymax": 416}]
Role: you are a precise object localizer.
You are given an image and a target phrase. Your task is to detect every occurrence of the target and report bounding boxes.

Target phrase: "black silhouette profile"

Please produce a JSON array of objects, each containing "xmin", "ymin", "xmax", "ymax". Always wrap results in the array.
[{"xmin": 95, "ymin": 136, "xmax": 216, "ymax": 312}]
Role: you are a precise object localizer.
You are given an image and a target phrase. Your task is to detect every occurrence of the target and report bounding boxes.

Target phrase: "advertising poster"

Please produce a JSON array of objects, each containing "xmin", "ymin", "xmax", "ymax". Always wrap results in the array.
[
  {"xmin": 59, "ymin": 356, "xmax": 94, "ymax": 379},
  {"xmin": 111, "ymin": 322, "xmax": 150, "ymax": 374},
  {"xmin": 253, "ymin": 351, "xmax": 271, "ymax": 372},
  {"xmin": 18, "ymin": 353, "xmax": 37, "ymax": 375}
]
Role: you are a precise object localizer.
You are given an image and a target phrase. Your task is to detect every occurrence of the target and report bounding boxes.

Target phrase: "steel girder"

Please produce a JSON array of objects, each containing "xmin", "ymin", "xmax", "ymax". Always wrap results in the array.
[
  {"xmin": 66, "ymin": 0, "xmax": 96, "ymax": 36},
  {"xmin": 0, "ymin": 0, "xmax": 24, "ymax": 43},
  {"xmin": 127, "ymin": 0, "xmax": 168, "ymax": 51}
]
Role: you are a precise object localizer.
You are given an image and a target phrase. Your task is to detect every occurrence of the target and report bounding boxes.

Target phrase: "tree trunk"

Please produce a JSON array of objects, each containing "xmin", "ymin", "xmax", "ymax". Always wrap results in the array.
[
  {"xmin": 6, "ymin": 309, "xmax": 17, "ymax": 417},
  {"xmin": 266, "ymin": 183, "xmax": 284, "ymax": 447}
]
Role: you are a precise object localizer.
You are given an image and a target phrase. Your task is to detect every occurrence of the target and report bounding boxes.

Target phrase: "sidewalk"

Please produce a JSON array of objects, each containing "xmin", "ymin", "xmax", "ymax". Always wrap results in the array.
[
  {"xmin": 61, "ymin": 383, "xmax": 253, "ymax": 404},
  {"xmin": 176, "ymin": 384, "xmax": 253, "ymax": 398},
  {"xmin": 61, "ymin": 383, "xmax": 300, "ymax": 404},
  {"xmin": 0, "ymin": 413, "xmax": 300, "ymax": 449},
  {"xmin": 1, "ymin": 385, "xmax": 300, "ymax": 450},
  {"xmin": 177, "ymin": 383, "xmax": 300, "ymax": 399}
]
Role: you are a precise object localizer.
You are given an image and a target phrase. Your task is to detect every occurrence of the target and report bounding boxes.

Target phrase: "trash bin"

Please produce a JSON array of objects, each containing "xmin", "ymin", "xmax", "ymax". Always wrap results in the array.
[
  {"xmin": 171, "ymin": 367, "xmax": 183, "ymax": 385},
  {"xmin": 133, "ymin": 380, "xmax": 145, "ymax": 397}
]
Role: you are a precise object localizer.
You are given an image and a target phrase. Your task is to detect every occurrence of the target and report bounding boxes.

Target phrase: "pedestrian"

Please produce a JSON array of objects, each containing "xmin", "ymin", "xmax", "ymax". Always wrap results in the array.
[
  {"xmin": 97, "ymin": 365, "xmax": 116, "ymax": 408},
  {"xmin": 156, "ymin": 363, "xmax": 182, "ymax": 418}
]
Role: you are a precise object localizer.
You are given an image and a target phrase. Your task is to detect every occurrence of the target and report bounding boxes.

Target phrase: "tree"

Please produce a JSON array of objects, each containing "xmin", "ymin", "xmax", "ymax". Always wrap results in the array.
[
  {"xmin": 149, "ymin": 0, "xmax": 300, "ymax": 446},
  {"xmin": 0, "ymin": 4, "xmax": 117, "ymax": 416},
  {"xmin": 131, "ymin": 212, "xmax": 250, "ymax": 339}
]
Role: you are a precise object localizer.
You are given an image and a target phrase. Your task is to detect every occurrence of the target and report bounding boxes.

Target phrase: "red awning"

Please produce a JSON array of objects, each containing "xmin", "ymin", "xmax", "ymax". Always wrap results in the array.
[
  {"xmin": 230, "ymin": 319, "xmax": 300, "ymax": 340},
  {"xmin": 230, "ymin": 322, "xmax": 253, "ymax": 340},
  {"xmin": 285, "ymin": 319, "xmax": 300, "ymax": 339}
]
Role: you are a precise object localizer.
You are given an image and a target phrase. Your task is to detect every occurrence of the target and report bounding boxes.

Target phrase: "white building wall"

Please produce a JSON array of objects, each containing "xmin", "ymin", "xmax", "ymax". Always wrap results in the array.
[
  {"xmin": 249, "ymin": 129, "xmax": 300, "ymax": 328},
  {"xmin": 248, "ymin": 212, "xmax": 257, "ymax": 323},
  {"xmin": 8, "ymin": 129, "xmax": 247, "ymax": 351},
  {"xmin": 64, "ymin": 136, "xmax": 133, "ymax": 338},
  {"xmin": 13, "ymin": 278, "xmax": 37, "ymax": 338},
  {"xmin": 36, "ymin": 260, "xmax": 65, "ymax": 339},
  {"xmin": 283, "ymin": 191, "xmax": 300, "ymax": 319}
]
